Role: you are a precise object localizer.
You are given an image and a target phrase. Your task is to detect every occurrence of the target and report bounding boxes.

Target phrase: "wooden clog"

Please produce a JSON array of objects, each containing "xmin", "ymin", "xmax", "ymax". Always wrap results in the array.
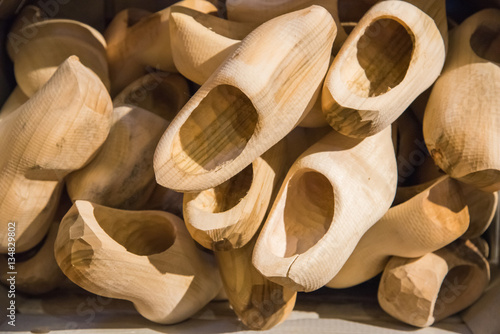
[
  {"xmin": 327, "ymin": 176, "xmax": 469, "ymax": 288},
  {"xmin": 322, "ymin": 0, "xmax": 446, "ymax": 138},
  {"xmin": 216, "ymin": 234, "xmax": 296, "ymax": 330},
  {"xmin": 423, "ymin": 9, "xmax": 500, "ymax": 192},
  {"xmin": 169, "ymin": 6, "xmax": 257, "ymax": 85},
  {"xmin": 154, "ymin": 6, "xmax": 336, "ymax": 192},
  {"xmin": 0, "ymin": 56, "xmax": 113, "ymax": 253},
  {"xmin": 169, "ymin": 6, "xmax": 331, "ymax": 128},
  {"xmin": 378, "ymin": 239, "xmax": 490, "ymax": 327},
  {"xmin": 105, "ymin": 0, "xmax": 217, "ymax": 95},
  {"xmin": 66, "ymin": 105, "xmax": 168, "ymax": 210},
  {"xmin": 8, "ymin": 18, "xmax": 109, "ymax": 97},
  {"xmin": 253, "ymin": 127, "xmax": 397, "ymax": 292},
  {"xmin": 0, "ymin": 222, "xmax": 65, "ymax": 294},
  {"xmin": 54, "ymin": 201, "xmax": 222, "ymax": 324},
  {"xmin": 183, "ymin": 140, "xmax": 286, "ymax": 251},
  {"xmin": 113, "ymin": 72, "xmax": 190, "ymax": 121}
]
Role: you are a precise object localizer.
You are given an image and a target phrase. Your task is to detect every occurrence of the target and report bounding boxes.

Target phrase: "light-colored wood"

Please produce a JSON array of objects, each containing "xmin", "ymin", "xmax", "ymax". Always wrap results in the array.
[
  {"xmin": 154, "ymin": 6, "xmax": 335, "ymax": 192},
  {"xmin": 54, "ymin": 200, "xmax": 222, "ymax": 324},
  {"xmin": 105, "ymin": 0, "xmax": 217, "ymax": 96},
  {"xmin": 169, "ymin": 6, "xmax": 331, "ymax": 129},
  {"xmin": 378, "ymin": 239, "xmax": 490, "ymax": 328},
  {"xmin": 322, "ymin": 0, "xmax": 446, "ymax": 138},
  {"xmin": 423, "ymin": 9, "xmax": 500, "ymax": 192},
  {"xmin": 215, "ymin": 234, "xmax": 297, "ymax": 330},
  {"xmin": 253, "ymin": 127, "xmax": 397, "ymax": 292},
  {"xmin": 326, "ymin": 176, "xmax": 469, "ymax": 288},
  {"xmin": 8, "ymin": 18, "xmax": 109, "ymax": 97},
  {"xmin": 459, "ymin": 183, "xmax": 498, "ymax": 239},
  {"xmin": 0, "ymin": 222, "xmax": 65, "ymax": 294},
  {"xmin": 183, "ymin": 140, "xmax": 286, "ymax": 251},
  {"xmin": 0, "ymin": 86, "xmax": 28, "ymax": 120},
  {"xmin": 113, "ymin": 71, "xmax": 190, "ymax": 121},
  {"xmin": 66, "ymin": 105, "xmax": 168, "ymax": 210},
  {"xmin": 0, "ymin": 56, "xmax": 113, "ymax": 253},
  {"xmin": 169, "ymin": 6, "xmax": 257, "ymax": 85},
  {"xmin": 404, "ymin": 0, "xmax": 448, "ymax": 51}
]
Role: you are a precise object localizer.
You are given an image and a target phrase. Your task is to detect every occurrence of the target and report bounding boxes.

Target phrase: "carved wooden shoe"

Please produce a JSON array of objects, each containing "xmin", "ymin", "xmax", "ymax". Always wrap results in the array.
[
  {"xmin": 7, "ymin": 18, "xmax": 109, "ymax": 97},
  {"xmin": 326, "ymin": 176, "xmax": 469, "ymax": 288},
  {"xmin": 113, "ymin": 72, "xmax": 190, "ymax": 122},
  {"xmin": 0, "ymin": 56, "xmax": 113, "ymax": 253},
  {"xmin": 169, "ymin": 6, "xmax": 257, "ymax": 85},
  {"xmin": 105, "ymin": 0, "xmax": 217, "ymax": 95},
  {"xmin": 404, "ymin": 0, "xmax": 448, "ymax": 50},
  {"xmin": 169, "ymin": 6, "xmax": 331, "ymax": 129},
  {"xmin": 54, "ymin": 201, "xmax": 222, "ymax": 324},
  {"xmin": 423, "ymin": 9, "xmax": 500, "ymax": 192},
  {"xmin": 66, "ymin": 105, "xmax": 168, "ymax": 210},
  {"xmin": 322, "ymin": 0, "xmax": 446, "ymax": 138},
  {"xmin": 184, "ymin": 140, "xmax": 286, "ymax": 251},
  {"xmin": 378, "ymin": 239, "xmax": 490, "ymax": 327},
  {"xmin": 154, "ymin": 6, "xmax": 336, "ymax": 192},
  {"xmin": 216, "ymin": 234, "xmax": 296, "ymax": 330},
  {"xmin": 253, "ymin": 127, "xmax": 397, "ymax": 292},
  {"xmin": 0, "ymin": 222, "xmax": 65, "ymax": 294}
]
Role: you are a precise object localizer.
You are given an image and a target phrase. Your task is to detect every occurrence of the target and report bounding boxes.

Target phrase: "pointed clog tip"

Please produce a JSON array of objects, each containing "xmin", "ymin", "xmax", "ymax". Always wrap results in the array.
[{"xmin": 65, "ymin": 55, "xmax": 82, "ymax": 67}]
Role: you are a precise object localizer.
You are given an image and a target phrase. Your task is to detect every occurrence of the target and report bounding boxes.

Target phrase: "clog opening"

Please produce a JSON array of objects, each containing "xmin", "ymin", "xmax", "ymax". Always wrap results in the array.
[
  {"xmin": 342, "ymin": 18, "xmax": 413, "ymax": 97},
  {"xmin": 271, "ymin": 170, "xmax": 334, "ymax": 257},
  {"xmin": 95, "ymin": 207, "xmax": 176, "ymax": 256},
  {"xmin": 173, "ymin": 85, "xmax": 258, "ymax": 174},
  {"xmin": 192, "ymin": 164, "xmax": 253, "ymax": 213}
]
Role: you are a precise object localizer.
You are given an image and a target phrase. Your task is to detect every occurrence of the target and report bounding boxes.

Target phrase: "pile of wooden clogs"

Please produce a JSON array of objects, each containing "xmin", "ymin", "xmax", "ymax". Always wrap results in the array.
[{"xmin": 0, "ymin": 0, "xmax": 499, "ymax": 330}]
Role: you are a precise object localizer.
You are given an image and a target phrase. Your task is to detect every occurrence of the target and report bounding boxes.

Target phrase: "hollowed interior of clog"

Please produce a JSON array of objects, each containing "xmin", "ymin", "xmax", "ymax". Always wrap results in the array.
[
  {"xmin": 174, "ymin": 85, "xmax": 258, "ymax": 173},
  {"xmin": 433, "ymin": 264, "xmax": 479, "ymax": 321},
  {"xmin": 270, "ymin": 170, "xmax": 334, "ymax": 257},
  {"xmin": 341, "ymin": 18, "xmax": 413, "ymax": 97},
  {"xmin": 192, "ymin": 164, "xmax": 253, "ymax": 213},
  {"xmin": 470, "ymin": 24, "xmax": 500, "ymax": 63},
  {"xmin": 94, "ymin": 207, "xmax": 176, "ymax": 256}
]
